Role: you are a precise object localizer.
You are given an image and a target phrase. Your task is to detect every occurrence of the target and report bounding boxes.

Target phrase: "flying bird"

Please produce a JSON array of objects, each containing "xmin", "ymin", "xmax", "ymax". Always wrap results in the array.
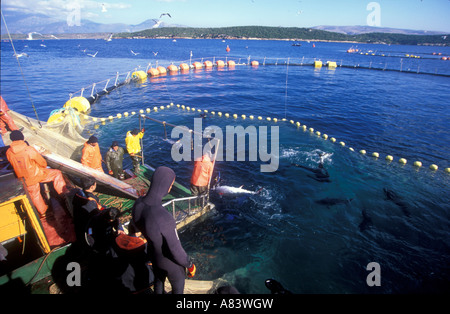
[
  {"xmin": 153, "ymin": 51, "xmax": 159, "ymax": 56},
  {"xmin": 14, "ymin": 52, "xmax": 29, "ymax": 58},
  {"xmin": 131, "ymin": 50, "xmax": 140, "ymax": 56},
  {"xmin": 160, "ymin": 13, "xmax": 172, "ymax": 18},
  {"xmin": 87, "ymin": 51, "xmax": 98, "ymax": 58},
  {"xmin": 101, "ymin": 3, "xmax": 107, "ymax": 12}
]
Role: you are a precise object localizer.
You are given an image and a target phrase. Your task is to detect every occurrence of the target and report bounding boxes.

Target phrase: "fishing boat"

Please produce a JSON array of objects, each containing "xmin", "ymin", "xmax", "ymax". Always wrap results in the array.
[{"xmin": 0, "ymin": 108, "xmax": 217, "ymax": 294}]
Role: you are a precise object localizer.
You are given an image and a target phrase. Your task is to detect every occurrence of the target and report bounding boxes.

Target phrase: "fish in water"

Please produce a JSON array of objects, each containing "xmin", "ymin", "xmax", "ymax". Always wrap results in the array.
[
  {"xmin": 383, "ymin": 188, "xmax": 411, "ymax": 217},
  {"xmin": 213, "ymin": 185, "xmax": 262, "ymax": 196},
  {"xmin": 315, "ymin": 197, "xmax": 353, "ymax": 207},
  {"xmin": 358, "ymin": 209, "xmax": 373, "ymax": 232}
]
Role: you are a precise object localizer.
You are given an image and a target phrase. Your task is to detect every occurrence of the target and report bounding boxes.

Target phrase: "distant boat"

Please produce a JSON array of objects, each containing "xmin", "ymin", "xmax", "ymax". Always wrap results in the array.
[
  {"xmin": 292, "ymin": 43, "xmax": 302, "ymax": 47},
  {"xmin": 105, "ymin": 34, "xmax": 113, "ymax": 42}
]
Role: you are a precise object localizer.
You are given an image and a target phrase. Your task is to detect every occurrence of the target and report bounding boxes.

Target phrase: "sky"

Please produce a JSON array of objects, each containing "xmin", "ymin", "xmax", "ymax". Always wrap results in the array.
[{"xmin": 2, "ymin": 0, "xmax": 450, "ymax": 32}]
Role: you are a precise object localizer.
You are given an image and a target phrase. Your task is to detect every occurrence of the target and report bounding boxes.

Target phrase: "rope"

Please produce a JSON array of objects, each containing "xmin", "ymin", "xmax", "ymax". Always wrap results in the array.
[{"xmin": 1, "ymin": 10, "xmax": 42, "ymax": 128}]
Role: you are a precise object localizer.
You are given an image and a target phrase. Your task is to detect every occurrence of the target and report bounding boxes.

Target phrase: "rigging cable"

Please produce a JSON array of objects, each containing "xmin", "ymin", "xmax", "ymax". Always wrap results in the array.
[{"xmin": 1, "ymin": 10, "xmax": 42, "ymax": 128}]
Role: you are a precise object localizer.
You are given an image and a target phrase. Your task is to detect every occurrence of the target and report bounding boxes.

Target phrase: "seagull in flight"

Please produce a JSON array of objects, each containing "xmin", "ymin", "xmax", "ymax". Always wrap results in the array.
[
  {"xmin": 87, "ymin": 51, "xmax": 98, "ymax": 57},
  {"xmin": 14, "ymin": 52, "xmax": 29, "ymax": 58},
  {"xmin": 153, "ymin": 51, "xmax": 158, "ymax": 56},
  {"xmin": 160, "ymin": 13, "xmax": 172, "ymax": 18},
  {"xmin": 131, "ymin": 50, "xmax": 140, "ymax": 56}
]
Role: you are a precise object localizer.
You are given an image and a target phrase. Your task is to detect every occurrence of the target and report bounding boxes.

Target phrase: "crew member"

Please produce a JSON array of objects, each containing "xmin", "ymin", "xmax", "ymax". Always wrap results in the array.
[
  {"xmin": 125, "ymin": 128, "xmax": 144, "ymax": 174},
  {"xmin": 105, "ymin": 140, "xmax": 125, "ymax": 179},
  {"xmin": 81, "ymin": 135, "xmax": 104, "ymax": 172},
  {"xmin": 72, "ymin": 176, "xmax": 105, "ymax": 244},
  {"xmin": 190, "ymin": 154, "xmax": 214, "ymax": 196},
  {"xmin": 6, "ymin": 130, "xmax": 68, "ymax": 216},
  {"xmin": 0, "ymin": 96, "xmax": 19, "ymax": 134},
  {"xmin": 131, "ymin": 166, "xmax": 196, "ymax": 294}
]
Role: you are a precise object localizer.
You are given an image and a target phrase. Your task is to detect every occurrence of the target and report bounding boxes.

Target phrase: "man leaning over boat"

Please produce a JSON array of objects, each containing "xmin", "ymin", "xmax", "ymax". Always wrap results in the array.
[{"xmin": 6, "ymin": 130, "xmax": 69, "ymax": 217}]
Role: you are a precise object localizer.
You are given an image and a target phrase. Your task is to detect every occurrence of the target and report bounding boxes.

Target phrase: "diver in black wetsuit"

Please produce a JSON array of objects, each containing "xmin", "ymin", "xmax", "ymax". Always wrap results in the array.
[
  {"xmin": 292, "ymin": 152, "xmax": 331, "ymax": 182},
  {"xmin": 131, "ymin": 166, "xmax": 196, "ymax": 294}
]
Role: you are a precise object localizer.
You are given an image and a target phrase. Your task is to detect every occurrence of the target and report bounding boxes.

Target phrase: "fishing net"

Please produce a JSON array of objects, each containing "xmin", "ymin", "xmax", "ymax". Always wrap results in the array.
[{"xmin": 5, "ymin": 109, "xmax": 88, "ymax": 160}]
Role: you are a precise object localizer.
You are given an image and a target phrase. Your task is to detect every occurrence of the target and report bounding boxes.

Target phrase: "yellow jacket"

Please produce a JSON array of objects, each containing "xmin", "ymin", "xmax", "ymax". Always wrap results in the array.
[{"xmin": 125, "ymin": 131, "xmax": 143, "ymax": 154}]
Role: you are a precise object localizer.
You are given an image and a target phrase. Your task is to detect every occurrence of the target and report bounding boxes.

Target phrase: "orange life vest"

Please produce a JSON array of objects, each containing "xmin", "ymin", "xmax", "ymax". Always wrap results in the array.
[{"xmin": 190, "ymin": 155, "xmax": 213, "ymax": 187}]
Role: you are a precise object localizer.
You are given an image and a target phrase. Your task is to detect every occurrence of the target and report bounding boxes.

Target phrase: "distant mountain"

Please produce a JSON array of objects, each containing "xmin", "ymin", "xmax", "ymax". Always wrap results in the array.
[
  {"xmin": 0, "ymin": 9, "xmax": 177, "ymax": 35},
  {"xmin": 312, "ymin": 25, "xmax": 447, "ymax": 36}
]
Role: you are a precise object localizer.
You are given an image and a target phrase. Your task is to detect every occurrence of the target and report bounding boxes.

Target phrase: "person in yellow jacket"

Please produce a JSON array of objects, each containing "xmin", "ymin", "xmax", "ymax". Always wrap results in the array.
[
  {"xmin": 81, "ymin": 135, "xmax": 104, "ymax": 172},
  {"xmin": 125, "ymin": 128, "xmax": 144, "ymax": 174}
]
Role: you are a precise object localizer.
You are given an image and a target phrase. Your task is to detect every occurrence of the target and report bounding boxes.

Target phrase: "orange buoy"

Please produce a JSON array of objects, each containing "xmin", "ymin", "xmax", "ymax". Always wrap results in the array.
[
  {"xmin": 193, "ymin": 61, "xmax": 203, "ymax": 69},
  {"xmin": 227, "ymin": 60, "xmax": 236, "ymax": 67},
  {"xmin": 167, "ymin": 64, "xmax": 178, "ymax": 73},
  {"xmin": 147, "ymin": 68, "xmax": 160, "ymax": 76},
  {"xmin": 179, "ymin": 63, "xmax": 190, "ymax": 71},
  {"xmin": 204, "ymin": 60, "xmax": 213, "ymax": 68},
  {"xmin": 251, "ymin": 60, "xmax": 259, "ymax": 67},
  {"xmin": 226, "ymin": 45, "xmax": 230, "ymax": 52},
  {"xmin": 216, "ymin": 60, "xmax": 225, "ymax": 68},
  {"xmin": 157, "ymin": 66, "xmax": 167, "ymax": 75}
]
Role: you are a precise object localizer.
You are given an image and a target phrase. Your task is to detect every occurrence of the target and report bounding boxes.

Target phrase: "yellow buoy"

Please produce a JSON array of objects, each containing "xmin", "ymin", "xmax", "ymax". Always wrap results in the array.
[
  {"xmin": 340, "ymin": 142, "xmax": 345, "ymax": 147},
  {"xmin": 273, "ymin": 118, "xmax": 278, "ymax": 122},
  {"xmin": 399, "ymin": 158, "xmax": 407, "ymax": 164},
  {"xmin": 225, "ymin": 113, "xmax": 230, "ymax": 118},
  {"xmin": 330, "ymin": 137, "xmax": 336, "ymax": 143},
  {"xmin": 386, "ymin": 155, "xmax": 393, "ymax": 161},
  {"xmin": 117, "ymin": 113, "xmax": 122, "ymax": 118},
  {"xmin": 251, "ymin": 60, "xmax": 259, "ymax": 67},
  {"xmin": 266, "ymin": 117, "xmax": 271, "ymax": 121},
  {"xmin": 146, "ymin": 108, "xmax": 151, "ymax": 113},
  {"xmin": 258, "ymin": 116, "xmax": 262, "ymax": 120},
  {"xmin": 360, "ymin": 150, "xmax": 367, "ymax": 155},
  {"xmin": 445, "ymin": 168, "xmax": 450, "ymax": 173},
  {"xmin": 296, "ymin": 122, "xmax": 301, "ymax": 127},
  {"xmin": 233, "ymin": 114, "xmax": 238, "ymax": 119},
  {"xmin": 314, "ymin": 60, "xmax": 322, "ymax": 68},
  {"xmin": 64, "ymin": 96, "xmax": 90, "ymax": 114},
  {"xmin": 328, "ymin": 61, "xmax": 337, "ymax": 69},
  {"xmin": 227, "ymin": 60, "xmax": 236, "ymax": 67},
  {"xmin": 242, "ymin": 114, "xmax": 246, "ymax": 119},
  {"xmin": 131, "ymin": 70, "xmax": 147, "ymax": 81},
  {"xmin": 309, "ymin": 127, "xmax": 314, "ymax": 132},
  {"xmin": 349, "ymin": 147, "xmax": 354, "ymax": 152},
  {"xmin": 323, "ymin": 134, "xmax": 328, "ymax": 140},
  {"xmin": 218, "ymin": 112, "xmax": 222, "ymax": 116},
  {"xmin": 413, "ymin": 161, "xmax": 422, "ymax": 167},
  {"xmin": 372, "ymin": 152, "xmax": 379, "ymax": 158},
  {"xmin": 316, "ymin": 131, "xmax": 321, "ymax": 136},
  {"xmin": 429, "ymin": 164, "xmax": 438, "ymax": 171},
  {"xmin": 249, "ymin": 115, "xmax": 254, "ymax": 119},
  {"xmin": 124, "ymin": 112, "xmax": 129, "ymax": 117},
  {"xmin": 204, "ymin": 61, "xmax": 213, "ymax": 68}
]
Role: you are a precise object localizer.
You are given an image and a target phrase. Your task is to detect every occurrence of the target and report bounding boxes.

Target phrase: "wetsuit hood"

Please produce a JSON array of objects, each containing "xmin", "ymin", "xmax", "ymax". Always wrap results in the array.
[{"xmin": 143, "ymin": 166, "xmax": 176, "ymax": 205}]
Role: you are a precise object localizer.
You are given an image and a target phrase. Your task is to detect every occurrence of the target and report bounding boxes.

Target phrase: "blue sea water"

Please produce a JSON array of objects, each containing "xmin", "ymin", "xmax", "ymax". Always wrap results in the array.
[{"xmin": 1, "ymin": 38, "xmax": 449, "ymax": 293}]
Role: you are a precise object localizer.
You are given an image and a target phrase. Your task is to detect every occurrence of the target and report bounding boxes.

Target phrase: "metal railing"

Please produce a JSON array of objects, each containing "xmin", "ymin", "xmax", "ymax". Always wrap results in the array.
[{"xmin": 162, "ymin": 194, "xmax": 209, "ymax": 222}]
